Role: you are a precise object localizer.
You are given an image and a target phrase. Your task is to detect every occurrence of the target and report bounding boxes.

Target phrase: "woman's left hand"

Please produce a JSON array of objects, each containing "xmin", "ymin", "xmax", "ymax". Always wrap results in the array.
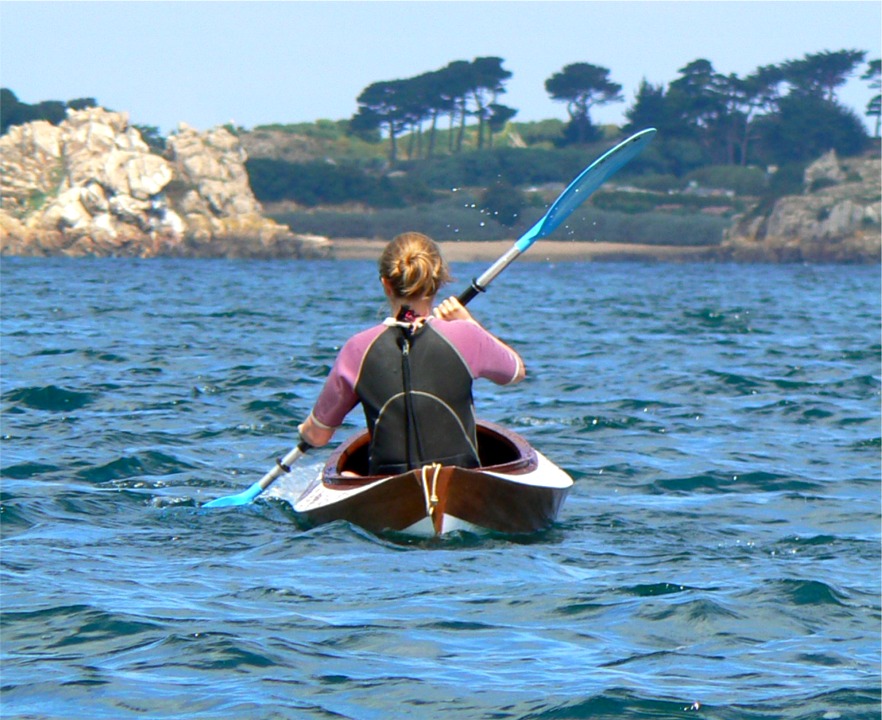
[{"xmin": 434, "ymin": 296, "xmax": 476, "ymax": 323}]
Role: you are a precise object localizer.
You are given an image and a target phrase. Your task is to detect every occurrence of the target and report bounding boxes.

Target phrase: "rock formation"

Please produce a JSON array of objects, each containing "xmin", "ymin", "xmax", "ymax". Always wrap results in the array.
[
  {"xmin": 722, "ymin": 150, "xmax": 881, "ymax": 262},
  {"xmin": 0, "ymin": 107, "xmax": 329, "ymax": 258}
]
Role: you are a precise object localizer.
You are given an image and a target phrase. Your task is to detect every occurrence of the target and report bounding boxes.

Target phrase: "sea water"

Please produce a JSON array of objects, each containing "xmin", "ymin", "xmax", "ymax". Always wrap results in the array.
[{"xmin": 1, "ymin": 257, "xmax": 879, "ymax": 719}]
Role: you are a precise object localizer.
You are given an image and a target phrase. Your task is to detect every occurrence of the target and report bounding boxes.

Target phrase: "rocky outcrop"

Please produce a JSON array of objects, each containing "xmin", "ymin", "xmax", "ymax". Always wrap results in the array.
[
  {"xmin": 0, "ymin": 108, "xmax": 329, "ymax": 258},
  {"xmin": 722, "ymin": 150, "xmax": 881, "ymax": 262}
]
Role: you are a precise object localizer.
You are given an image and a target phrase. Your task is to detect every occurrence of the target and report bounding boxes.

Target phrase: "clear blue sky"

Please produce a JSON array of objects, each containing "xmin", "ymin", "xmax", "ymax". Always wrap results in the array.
[{"xmin": 2, "ymin": 1, "xmax": 879, "ymax": 134}]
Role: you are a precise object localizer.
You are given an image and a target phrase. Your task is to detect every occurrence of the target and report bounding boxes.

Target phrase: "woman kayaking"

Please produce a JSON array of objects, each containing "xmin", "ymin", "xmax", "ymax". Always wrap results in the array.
[{"xmin": 297, "ymin": 231, "xmax": 525, "ymax": 475}]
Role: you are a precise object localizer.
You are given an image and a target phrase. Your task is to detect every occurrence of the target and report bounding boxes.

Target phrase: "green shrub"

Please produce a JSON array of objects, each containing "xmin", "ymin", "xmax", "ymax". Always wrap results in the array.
[
  {"xmin": 254, "ymin": 119, "xmax": 350, "ymax": 140},
  {"xmin": 591, "ymin": 190, "xmax": 662, "ymax": 214},
  {"xmin": 684, "ymin": 165, "xmax": 768, "ymax": 195},
  {"xmin": 767, "ymin": 162, "xmax": 807, "ymax": 196},
  {"xmin": 271, "ymin": 199, "xmax": 515, "ymax": 242},
  {"xmin": 657, "ymin": 138, "xmax": 713, "ymax": 176},
  {"xmin": 809, "ymin": 177, "xmax": 840, "ymax": 193},
  {"xmin": 480, "ymin": 182, "xmax": 526, "ymax": 227},
  {"xmin": 404, "ymin": 145, "xmax": 648, "ymax": 191},
  {"xmin": 626, "ymin": 173, "xmax": 684, "ymax": 192},
  {"xmin": 134, "ymin": 124, "xmax": 167, "ymax": 152},
  {"xmin": 269, "ymin": 201, "xmax": 726, "ymax": 247},
  {"xmin": 590, "ymin": 188, "xmax": 746, "ymax": 216},
  {"xmin": 576, "ymin": 209, "xmax": 726, "ymax": 246},
  {"xmin": 247, "ymin": 158, "xmax": 437, "ymax": 207}
]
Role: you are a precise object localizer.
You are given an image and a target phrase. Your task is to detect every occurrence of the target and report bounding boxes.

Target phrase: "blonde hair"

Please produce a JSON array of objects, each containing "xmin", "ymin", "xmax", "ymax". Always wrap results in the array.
[{"xmin": 379, "ymin": 232, "xmax": 452, "ymax": 300}]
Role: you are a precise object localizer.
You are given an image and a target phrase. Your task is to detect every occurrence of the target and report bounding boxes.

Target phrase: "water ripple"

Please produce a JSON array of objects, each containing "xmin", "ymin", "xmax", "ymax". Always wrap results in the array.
[{"xmin": 1, "ymin": 258, "xmax": 878, "ymax": 719}]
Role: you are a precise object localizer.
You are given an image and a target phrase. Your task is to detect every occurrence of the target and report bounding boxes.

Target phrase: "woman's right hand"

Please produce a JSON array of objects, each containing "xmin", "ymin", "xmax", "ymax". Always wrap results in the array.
[{"xmin": 298, "ymin": 416, "xmax": 335, "ymax": 448}]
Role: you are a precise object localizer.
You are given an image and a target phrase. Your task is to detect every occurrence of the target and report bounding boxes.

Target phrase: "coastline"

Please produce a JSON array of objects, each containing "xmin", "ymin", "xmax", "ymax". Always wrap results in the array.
[{"xmin": 328, "ymin": 238, "xmax": 720, "ymax": 262}]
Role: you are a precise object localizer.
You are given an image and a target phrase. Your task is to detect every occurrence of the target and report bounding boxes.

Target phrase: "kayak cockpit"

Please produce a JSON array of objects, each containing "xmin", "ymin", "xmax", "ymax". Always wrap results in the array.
[{"xmin": 322, "ymin": 420, "xmax": 538, "ymax": 485}]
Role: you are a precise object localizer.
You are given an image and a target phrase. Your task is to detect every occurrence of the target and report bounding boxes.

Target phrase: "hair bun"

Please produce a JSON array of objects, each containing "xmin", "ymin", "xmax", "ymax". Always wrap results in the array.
[{"xmin": 379, "ymin": 232, "xmax": 452, "ymax": 300}]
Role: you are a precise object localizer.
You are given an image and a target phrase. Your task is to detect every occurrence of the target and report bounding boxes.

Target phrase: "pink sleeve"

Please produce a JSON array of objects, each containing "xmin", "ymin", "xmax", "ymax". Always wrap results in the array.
[
  {"xmin": 433, "ymin": 321, "xmax": 521, "ymax": 385},
  {"xmin": 310, "ymin": 325, "xmax": 384, "ymax": 428}
]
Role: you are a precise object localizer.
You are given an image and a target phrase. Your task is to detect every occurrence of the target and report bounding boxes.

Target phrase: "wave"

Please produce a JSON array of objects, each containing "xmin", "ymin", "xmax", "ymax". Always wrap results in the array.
[
  {"xmin": 774, "ymin": 579, "xmax": 852, "ymax": 607},
  {"xmin": 514, "ymin": 691, "xmax": 708, "ymax": 719},
  {"xmin": 515, "ymin": 687, "xmax": 881, "ymax": 720},
  {"xmin": 652, "ymin": 471, "xmax": 820, "ymax": 494},
  {"xmin": 2, "ymin": 385, "xmax": 95, "ymax": 412},
  {"xmin": 74, "ymin": 451, "xmax": 195, "ymax": 485},
  {"xmin": 1, "ymin": 460, "xmax": 62, "ymax": 479},
  {"xmin": 1, "ymin": 603, "xmax": 163, "ymax": 653}
]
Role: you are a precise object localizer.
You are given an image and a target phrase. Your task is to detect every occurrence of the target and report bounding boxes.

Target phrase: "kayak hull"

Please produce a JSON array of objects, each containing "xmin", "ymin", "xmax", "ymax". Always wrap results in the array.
[{"xmin": 293, "ymin": 421, "xmax": 573, "ymax": 537}]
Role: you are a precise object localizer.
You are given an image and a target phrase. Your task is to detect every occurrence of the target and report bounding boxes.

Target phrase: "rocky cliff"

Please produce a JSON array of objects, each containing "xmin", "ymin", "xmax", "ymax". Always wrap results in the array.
[
  {"xmin": 721, "ymin": 150, "xmax": 881, "ymax": 262},
  {"xmin": 0, "ymin": 108, "xmax": 328, "ymax": 258}
]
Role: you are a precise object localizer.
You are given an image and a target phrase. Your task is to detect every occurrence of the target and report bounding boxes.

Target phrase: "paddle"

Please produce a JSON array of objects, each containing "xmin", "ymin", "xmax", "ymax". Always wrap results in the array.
[
  {"xmin": 202, "ymin": 440, "xmax": 312, "ymax": 508},
  {"xmin": 457, "ymin": 127, "xmax": 656, "ymax": 305},
  {"xmin": 203, "ymin": 128, "xmax": 656, "ymax": 509}
]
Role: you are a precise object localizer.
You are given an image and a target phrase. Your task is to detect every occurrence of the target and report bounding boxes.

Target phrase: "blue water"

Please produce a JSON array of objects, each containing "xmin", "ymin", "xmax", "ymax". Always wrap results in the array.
[{"xmin": 2, "ymin": 257, "xmax": 880, "ymax": 719}]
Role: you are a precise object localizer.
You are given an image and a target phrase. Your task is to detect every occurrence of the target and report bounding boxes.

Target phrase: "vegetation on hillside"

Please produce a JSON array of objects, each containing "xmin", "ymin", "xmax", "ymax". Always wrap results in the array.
[{"xmin": 2, "ymin": 48, "xmax": 879, "ymax": 246}]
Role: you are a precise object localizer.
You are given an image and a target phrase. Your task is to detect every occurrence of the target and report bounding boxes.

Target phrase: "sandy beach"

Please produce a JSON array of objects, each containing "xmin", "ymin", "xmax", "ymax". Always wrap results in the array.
[{"xmin": 328, "ymin": 238, "xmax": 719, "ymax": 262}]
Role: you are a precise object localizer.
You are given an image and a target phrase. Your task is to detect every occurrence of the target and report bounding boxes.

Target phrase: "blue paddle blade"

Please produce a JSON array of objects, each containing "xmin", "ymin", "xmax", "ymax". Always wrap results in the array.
[
  {"xmin": 203, "ymin": 442, "xmax": 309, "ymax": 509},
  {"xmin": 515, "ymin": 128, "xmax": 656, "ymax": 253},
  {"xmin": 202, "ymin": 481, "xmax": 264, "ymax": 508},
  {"xmin": 460, "ymin": 128, "xmax": 657, "ymax": 305}
]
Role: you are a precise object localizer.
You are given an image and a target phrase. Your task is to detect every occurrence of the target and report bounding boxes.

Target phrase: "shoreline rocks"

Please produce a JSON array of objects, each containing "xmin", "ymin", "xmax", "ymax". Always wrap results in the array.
[
  {"xmin": 720, "ymin": 150, "xmax": 881, "ymax": 263},
  {"xmin": 0, "ymin": 108, "xmax": 329, "ymax": 258}
]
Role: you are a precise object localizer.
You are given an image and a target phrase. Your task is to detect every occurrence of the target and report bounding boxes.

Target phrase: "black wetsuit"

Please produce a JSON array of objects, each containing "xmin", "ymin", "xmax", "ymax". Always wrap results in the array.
[{"xmin": 355, "ymin": 322, "xmax": 480, "ymax": 474}]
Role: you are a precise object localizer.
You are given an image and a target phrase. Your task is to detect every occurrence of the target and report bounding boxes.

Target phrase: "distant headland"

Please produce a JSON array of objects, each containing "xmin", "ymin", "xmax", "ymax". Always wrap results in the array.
[{"xmin": 1, "ymin": 107, "xmax": 879, "ymax": 263}]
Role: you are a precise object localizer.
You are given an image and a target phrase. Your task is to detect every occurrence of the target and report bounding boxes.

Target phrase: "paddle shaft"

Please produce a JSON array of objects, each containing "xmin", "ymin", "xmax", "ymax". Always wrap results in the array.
[
  {"xmin": 260, "ymin": 440, "xmax": 311, "ymax": 491},
  {"xmin": 458, "ymin": 244, "xmax": 524, "ymax": 306}
]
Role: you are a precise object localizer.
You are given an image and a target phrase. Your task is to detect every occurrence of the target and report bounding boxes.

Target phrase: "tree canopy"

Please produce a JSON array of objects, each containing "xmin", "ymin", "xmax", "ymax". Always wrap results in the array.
[
  {"xmin": 782, "ymin": 49, "xmax": 867, "ymax": 101},
  {"xmin": 545, "ymin": 62, "xmax": 623, "ymax": 144},
  {"xmin": 0, "ymin": 88, "xmax": 98, "ymax": 134},
  {"xmin": 623, "ymin": 50, "xmax": 874, "ymax": 165},
  {"xmin": 862, "ymin": 58, "xmax": 881, "ymax": 137},
  {"xmin": 3, "ymin": 46, "xmax": 877, "ymax": 170},
  {"xmin": 347, "ymin": 48, "xmax": 875, "ymax": 166},
  {"xmin": 350, "ymin": 57, "xmax": 515, "ymax": 161}
]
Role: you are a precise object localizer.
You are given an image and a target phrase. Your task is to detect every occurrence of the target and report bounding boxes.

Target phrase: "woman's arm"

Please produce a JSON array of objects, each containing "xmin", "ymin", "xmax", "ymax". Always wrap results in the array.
[
  {"xmin": 434, "ymin": 296, "xmax": 526, "ymax": 384},
  {"xmin": 298, "ymin": 413, "xmax": 336, "ymax": 448}
]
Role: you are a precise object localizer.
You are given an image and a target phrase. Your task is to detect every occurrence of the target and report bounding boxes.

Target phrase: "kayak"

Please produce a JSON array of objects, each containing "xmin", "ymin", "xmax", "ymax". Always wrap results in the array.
[{"xmin": 292, "ymin": 421, "xmax": 573, "ymax": 537}]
